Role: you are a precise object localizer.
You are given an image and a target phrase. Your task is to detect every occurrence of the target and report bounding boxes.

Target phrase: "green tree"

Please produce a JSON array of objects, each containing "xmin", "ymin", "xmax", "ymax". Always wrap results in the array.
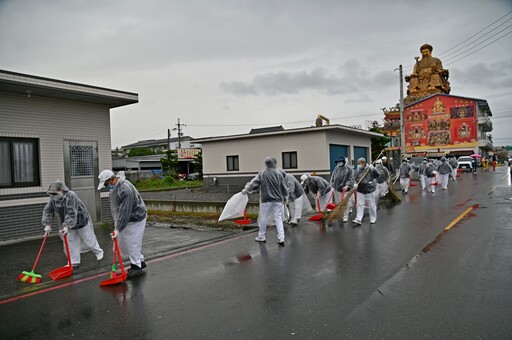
[
  {"xmin": 161, "ymin": 150, "xmax": 178, "ymax": 178},
  {"xmin": 128, "ymin": 147, "xmax": 154, "ymax": 157},
  {"xmin": 193, "ymin": 150, "xmax": 203, "ymax": 179},
  {"xmin": 369, "ymin": 121, "xmax": 391, "ymax": 160}
]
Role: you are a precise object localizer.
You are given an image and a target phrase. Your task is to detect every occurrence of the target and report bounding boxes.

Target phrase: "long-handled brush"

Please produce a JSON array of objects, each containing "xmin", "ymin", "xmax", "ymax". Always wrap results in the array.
[
  {"xmin": 386, "ymin": 175, "xmax": 402, "ymax": 203},
  {"xmin": 17, "ymin": 231, "xmax": 49, "ymax": 284},
  {"xmin": 327, "ymin": 150, "xmax": 385, "ymax": 222}
]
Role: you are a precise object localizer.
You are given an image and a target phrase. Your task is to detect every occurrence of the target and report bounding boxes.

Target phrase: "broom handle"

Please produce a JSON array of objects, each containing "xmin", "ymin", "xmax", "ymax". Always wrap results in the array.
[
  {"xmin": 63, "ymin": 234, "xmax": 72, "ymax": 267},
  {"xmin": 353, "ymin": 149, "xmax": 386, "ymax": 188},
  {"xmin": 31, "ymin": 231, "xmax": 49, "ymax": 272}
]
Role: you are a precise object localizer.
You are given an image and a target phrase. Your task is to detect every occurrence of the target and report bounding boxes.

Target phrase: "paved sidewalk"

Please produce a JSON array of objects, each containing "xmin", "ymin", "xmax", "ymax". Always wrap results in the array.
[{"xmin": 0, "ymin": 223, "xmax": 235, "ymax": 300}]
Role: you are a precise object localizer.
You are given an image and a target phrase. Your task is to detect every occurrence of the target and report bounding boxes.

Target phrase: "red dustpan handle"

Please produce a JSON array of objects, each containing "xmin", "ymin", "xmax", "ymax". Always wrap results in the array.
[
  {"xmin": 113, "ymin": 236, "xmax": 126, "ymax": 275},
  {"xmin": 63, "ymin": 234, "xmax": 72, "ymax": 267}
]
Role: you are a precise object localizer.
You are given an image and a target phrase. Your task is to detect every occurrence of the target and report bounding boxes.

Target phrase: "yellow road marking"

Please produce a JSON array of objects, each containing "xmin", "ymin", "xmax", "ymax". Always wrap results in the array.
[{"xmin": 444, "ymin": 206, "xmax": 474, "ymax": 231}]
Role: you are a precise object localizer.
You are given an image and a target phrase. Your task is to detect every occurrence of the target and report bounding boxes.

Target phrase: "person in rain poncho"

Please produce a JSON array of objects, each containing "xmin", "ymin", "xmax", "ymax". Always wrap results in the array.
[
  {"xmin": 425, "ymin": 159, "xmax": 438, "ymax": 193},
  {"xmin": 381, "ymin": 156, "xmax": 393, "ymax": 174},
  {"xmin": 98, "ymin": 170, "xmax": 147, "ymax": 278},
  {"xmin": 437, "ymin": 157, "xmax": 453, "ymax": 190},
  {"xmin": 301, "ymin": 173, "xmax": 333, "ymax": 213},
  {"xmin": 330, "ymin": 157, "xmax": 355, "ymax": 222},
  {"xmin": 42, "ymin": 180, "xmax": 103, "ymax": 267},
  {"xmin": 242, "ymin": 157, "xmax": 288, "ymax": 245},
  {"xmin": 347, "ymin": 157, "xmax": 381, "ymax": 225},
  {"xmin": 374, "ymin": 159, "xmax": 390, "ymax": 200},
  {"xmin": 284, "ymin": 173, "xmax": 308, "ymax": 225},
  {"xmin": 448, "ymin": 157, "xmax": 458, "ymax": 180},
  {"xmin": 398, "ymin": 158, "xmax": 414, "ymax": 194},
  {"xmin": 418, "ymin": 158, "xmax": 428, "ymax": 191}
]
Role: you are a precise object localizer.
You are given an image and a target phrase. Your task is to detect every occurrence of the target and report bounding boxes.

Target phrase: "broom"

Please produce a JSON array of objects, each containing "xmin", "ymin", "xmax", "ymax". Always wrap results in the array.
[
  {"xmin": 18, "ymin": 231, "xmax": 49, "ymax": 284},
  {"xmin": 327, "ymin": 150, "xmax": 385, "ymax": 222},
  {"xmin": 386, "ymin": 175, "xmax": 402, "ymax": 203}
]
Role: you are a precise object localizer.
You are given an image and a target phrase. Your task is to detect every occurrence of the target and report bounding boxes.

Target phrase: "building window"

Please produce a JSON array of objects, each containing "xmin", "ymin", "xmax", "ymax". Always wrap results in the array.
[
  {"xmin": 0, "ymin": 137, "xmax": 40, "ymax": 188},
  {"xmin": 226, "ymin": 155, "xmax": 239, "ymax": 171},
  {"xmin": 282, "ymin": 151, "xmax": 298, "ymax": 169}
]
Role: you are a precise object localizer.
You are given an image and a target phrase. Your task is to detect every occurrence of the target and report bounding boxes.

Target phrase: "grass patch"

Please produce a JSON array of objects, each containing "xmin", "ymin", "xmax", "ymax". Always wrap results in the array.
[
  {"xmin": 147, "ymin": 209, "xmax": 257, "ymax": 230},
  {"xmin": 134, "ymin": 179, "xmax": 203, "ymax": 192}
]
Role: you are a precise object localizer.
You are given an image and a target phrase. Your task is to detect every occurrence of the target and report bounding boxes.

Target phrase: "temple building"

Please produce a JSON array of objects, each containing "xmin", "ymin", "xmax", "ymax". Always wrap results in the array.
[
  {"xmin": 384, "ymin": 44, "xmax": 493, "ymax": 158},
  {"xmin": 404, "ymin": 94, "xmax": 493, "ymax": 157}
]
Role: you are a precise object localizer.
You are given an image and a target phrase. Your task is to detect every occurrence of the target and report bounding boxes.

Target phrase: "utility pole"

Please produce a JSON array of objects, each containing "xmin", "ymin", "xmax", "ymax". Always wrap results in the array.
[
  {"xmin": 399, "ymin": 65, "xmax": 405, "ymax": 158},
  {"xmin": 173, "ymin": 118, "xmax": 186, "ymax": 149},
  {"xmin": 167, "ymin": 129, "xmax": 171, "ymax": 151}
]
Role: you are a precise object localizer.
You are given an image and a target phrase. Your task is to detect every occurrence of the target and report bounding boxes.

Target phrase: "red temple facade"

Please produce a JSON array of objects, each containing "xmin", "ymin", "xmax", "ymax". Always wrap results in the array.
[{"xmin": 404, "ymin": 94, "xmax": 493, "ymax": 157}]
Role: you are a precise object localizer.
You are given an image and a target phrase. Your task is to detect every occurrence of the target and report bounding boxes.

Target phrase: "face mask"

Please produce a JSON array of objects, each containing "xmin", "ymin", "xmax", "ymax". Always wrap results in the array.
[
  {"xmin": 106, "ymin": 185, "xmax": 115, "ymax": 190},
  {"xmin": 358, "ymin": 164, "xmax": 364, "ymax": 169},
  {"xmin": 339, "ymin": 162, "xmax": 346, "ymax": 167},
  {"xmin": 51, "ymin": 192, "xmax": 63, "ymax": 201},
  {"xmin": 423, "ymin": 161, "xmax": 427, "ymax": 164}
]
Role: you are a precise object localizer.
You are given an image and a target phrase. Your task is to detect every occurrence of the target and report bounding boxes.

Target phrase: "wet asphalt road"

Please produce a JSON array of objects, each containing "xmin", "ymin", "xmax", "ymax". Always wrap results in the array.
[{"xmin": 1, "ymin": 168, "xmax": 511, "ymax": 339}]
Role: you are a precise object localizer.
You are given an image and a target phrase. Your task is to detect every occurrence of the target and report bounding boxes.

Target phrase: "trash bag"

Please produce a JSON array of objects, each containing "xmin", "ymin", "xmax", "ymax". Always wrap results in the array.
[
  {"xmin": 219, "ymin": 192, "xmax": 249, "ymax": 221},
  {"xmin": 301, "ymin": 194, "xmax": 313, "ymax": 214}
]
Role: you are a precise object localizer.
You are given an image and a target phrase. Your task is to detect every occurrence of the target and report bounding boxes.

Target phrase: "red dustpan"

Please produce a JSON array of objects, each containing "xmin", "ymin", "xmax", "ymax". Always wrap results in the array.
[
  {"xmin": 100, "ymin": 236, "xmax": 127, "ymax": 287},
  {"xmin": 50, "ymin": 233, "xmax": 73, "ymax": 281},
  {"xmin": 309, "ymin": 194, "xmax": 324, "ymax": 221},
  {"xmin": 234, "ymin": 210, "xmax": 251, "ymax": 225}
]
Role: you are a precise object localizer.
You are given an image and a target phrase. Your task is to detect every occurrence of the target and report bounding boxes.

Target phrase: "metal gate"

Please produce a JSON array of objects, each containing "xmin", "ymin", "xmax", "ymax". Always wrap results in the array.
[
  {"xmin": 329, "ymin": 144, "xmax": 349, "ymax": 173},
  {"xmin": 63, "ymin": 141, "xmax": 100, "ymax": 223}
]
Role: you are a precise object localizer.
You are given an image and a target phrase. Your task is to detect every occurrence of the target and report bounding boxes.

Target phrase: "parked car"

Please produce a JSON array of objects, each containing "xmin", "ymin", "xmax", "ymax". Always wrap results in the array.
[{"xmin": 457, "ymin": 156, "xmax": 473, "ymax": 172}]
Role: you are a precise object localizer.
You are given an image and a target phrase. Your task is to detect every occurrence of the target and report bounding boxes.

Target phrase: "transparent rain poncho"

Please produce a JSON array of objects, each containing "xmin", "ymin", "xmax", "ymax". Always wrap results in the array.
[
  {"xmin": 448, "ymin": 157, "xmax": 458, "ymax": 169},
  {"xmin": 399, "ymin": 162, "xmax": 413, "ymax": 178},
  {"xmin": 375, "ymin": 164, "xmax": 389, "ymax": 184},
  {"xmin": 285, "ymin": 173, "xmax": 305, "ymax": 201},
  {"xmin": 305, "ymin": 175, "xmax": 331, "ymax": 196},
  {"xmin": 110, "ymin": 177, "xmax": 147, "ymax": 232},
  {"xmin": 437, "ymin": 158, "xmax": 453, "ymax": 175},
  {"xmin": 244, "ymin": 157, "xmax": 288, "ymax": 203},
  {"xmin": 347, "ymin": 165, "xmax": 380, "ymax": 194},
  {"xmin": 330, "ymin": 163, "xmax": 354, "ymax": 191},
  {"xmin": 42, "ymin": 180, "xmax": 91, "ymax": 229}
]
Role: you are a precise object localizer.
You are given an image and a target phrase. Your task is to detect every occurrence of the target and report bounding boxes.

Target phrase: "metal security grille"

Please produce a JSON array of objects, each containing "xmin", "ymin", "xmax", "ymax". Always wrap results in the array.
[{"xmin": 69, "ymin": 145, "xmax": 94, "ymax": 176}]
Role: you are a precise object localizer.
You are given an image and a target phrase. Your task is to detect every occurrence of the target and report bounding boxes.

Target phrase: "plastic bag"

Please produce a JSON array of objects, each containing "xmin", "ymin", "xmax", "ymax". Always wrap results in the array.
[
  {"xmin": 219, "ymin": 192, "xmax": 249, "ymax": 221},
  {"xmin": 301, "ymin": 194, "xmax": 313, "ymax": 214}
]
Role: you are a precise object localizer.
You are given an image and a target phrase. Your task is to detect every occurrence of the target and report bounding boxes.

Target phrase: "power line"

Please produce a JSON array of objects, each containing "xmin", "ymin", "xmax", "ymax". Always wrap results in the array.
[
  {"xmin": 438, "ymin": 10, "xmax": 512, "ymax": 56},
  {"xmin": 442, "ymin": 17, "xmax": 512, "ymax": 59},
  {"xmin": 444, "ymin": 25, "xmax": 512, "ymax": 65}
]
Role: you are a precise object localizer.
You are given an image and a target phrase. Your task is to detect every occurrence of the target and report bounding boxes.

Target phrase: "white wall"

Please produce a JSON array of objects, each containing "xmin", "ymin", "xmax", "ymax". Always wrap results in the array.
[
  {"xmin": 202, "ymin": 129, "xmax": 374, "ymax": 177},
  {"xmin": 0, "ymin": 92, "xmax": 112, "ymax": 195}
]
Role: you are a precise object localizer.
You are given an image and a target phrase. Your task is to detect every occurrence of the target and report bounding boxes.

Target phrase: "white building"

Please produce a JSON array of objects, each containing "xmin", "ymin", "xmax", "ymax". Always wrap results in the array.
[
  {"xmin": 0, "ymin": 69, "xmax": 138, "ymax": 242},
  {"xmin": 195, "ymin": 125, "xmax": 382, "ymax": 187}
]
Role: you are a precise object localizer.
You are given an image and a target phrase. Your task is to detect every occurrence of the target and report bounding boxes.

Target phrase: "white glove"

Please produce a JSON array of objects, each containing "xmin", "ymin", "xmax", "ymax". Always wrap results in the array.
[
  {"xmin": 241, "ymin": 189, "xmax": 248, "ymax": 195},
  {"xmin": 353, "ymin": 183, "xmax": 358, "ymax": 189},
  {"xmin": 59, "ymin": 227, "xmax": 68, "ymax": 236},
  {"xmin": 369, "ymin": 164, "xmax": 374, "ymax": 169},
  {"xmin": 111, "ymin": 229, "xmax": 119, "ymax": 239},
  {"xmin": 44, "ymin": 225, "xmax": 51, "ymax": 233}
]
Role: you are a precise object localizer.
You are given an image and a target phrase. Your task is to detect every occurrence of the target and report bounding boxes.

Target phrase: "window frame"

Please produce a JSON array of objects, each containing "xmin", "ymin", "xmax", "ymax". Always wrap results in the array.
[
  {"xmin": 282, "ymin": 151, "xmax": 298, "ymax": 169},
  {"xmin": 226, "ymin": 155, "xmax": 239, "ymax": 171},
  {"xmin": 0, "ymin": 137, "xmax": 41, "ymax": 188}
]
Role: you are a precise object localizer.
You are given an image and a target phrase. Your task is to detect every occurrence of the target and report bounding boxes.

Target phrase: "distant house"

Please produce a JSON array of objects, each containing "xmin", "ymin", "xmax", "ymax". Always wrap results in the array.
[
  {"xmin": 120, "ymin": 136, "xmax": 201, "ymax": 156},
  {"xmin": 118, "ymin": 137, "xmax": 202, "ymax": 177},
  {"xmin": 195, "ymin": 125, "xmax": 382, "ymax": 187},
  {"xmin": 0, "ymin": 69, "xmax": 138, "ymax": 242}
]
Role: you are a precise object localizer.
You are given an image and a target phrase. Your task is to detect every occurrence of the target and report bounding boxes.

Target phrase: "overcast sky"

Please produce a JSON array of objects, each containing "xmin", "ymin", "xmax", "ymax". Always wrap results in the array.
[{"xmin": 1, "ymin": 0, "xmax": 511, "ymax": 148}]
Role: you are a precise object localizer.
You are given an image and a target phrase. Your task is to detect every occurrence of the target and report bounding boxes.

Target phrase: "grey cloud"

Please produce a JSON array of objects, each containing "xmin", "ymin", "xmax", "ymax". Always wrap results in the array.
[
  {"xmin": 451, "ymin": 59, "xmax": 512, "ymax": 89},
  {"xmin": 220, "ymin": 60, "xmax": 392, "ymax": 96}
]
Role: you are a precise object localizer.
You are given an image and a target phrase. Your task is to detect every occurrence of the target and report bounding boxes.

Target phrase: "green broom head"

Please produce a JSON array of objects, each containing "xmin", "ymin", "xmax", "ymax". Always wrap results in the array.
[
  {"xmin": 17, "ymin": 271, "xmax": 42, "ymax": 284},
  {"xmin": 328, "ymin": 187, "xmax": 356, "ymax": 221},
  {"xmin": 110, "ymin": 264, "xmax": 116, "ymax": 279}
]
